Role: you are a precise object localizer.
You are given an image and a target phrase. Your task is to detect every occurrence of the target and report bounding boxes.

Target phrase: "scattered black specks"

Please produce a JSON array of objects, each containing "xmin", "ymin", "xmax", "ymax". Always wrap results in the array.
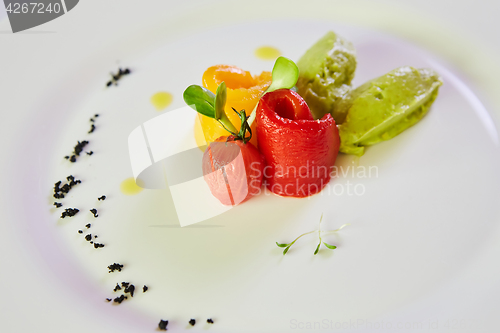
[
  {"xmin": 124, "ymin": 284, "xmax": 135, "ymax": 297},
  {"xmin": 66, "ymin": 141, "xmax": 89, "ymax": 162},
  {"xmin": 94, "ymin": 243, "xmax": 105, "ymax": 249},
  {"xmin": 189, "ymin": 319, "xmax": 196, "ymax": 326},
  {"xmin": 113, "ymin": 295, "xmax": 127, "ymax": 304},
  {"xmin": 78, "ymin": 230, "xmax": 83, "ymax": 234},
  {"xmin": 105, "ymin": 298, "xmax": 112, "ymax": 302},
  {"xmin": 158, "ymin": 320, "xmax": 168, "ymax": 331},
  {"xmin": 143, "ymin": 285, "xmax": 148, "ymax": 293},
  {"xmin": 107, "ymin": 263, "xmax": 123, "ymax": 273},
  {"xmin": 106, "ymin": 68, "xmax": 131, "ymax": 87},
  {"xmin": 207, "ymin": 319, "xmax": 214, "ymax": 324},
  {"xmin": 88, "ymin": 124, "xmax": 95, "ymax": 134},
  {"xmin": 85, "ymin": 234, "xmax": 92, "ymax": 241},
  {"xmin": 85, "ymin": 223, "xmax": 91, "ymax": 229},
  {"xmin": 54, "ymin": 181, "xmax": 62, "ymax": 194},
  {"xmin": 67, "ymin": 175, "xmax": 81, "ymax": 186},
  {"xmin": 121, "ymin": 282, "xmax": 129, "ymax": 288},
  {"xmin": 53, "ymin": 202, "xmax": 62, "ymax": 208},
  {"xmin": 53, "ymin": 176, "xmax": 81, "ymax": 199},
  {"xmin": 114, "ymin": 283, "xmax": 121, "ymax": 292},
  {"xmin": 60, "ymin": 208, "xmax": 79, "ymax": 218},
  {"xmin": 98, "ymin": 195, "xmax": 106, "ymax": 201},
  {"xmin": 74, "ymin": 140, "xmax": 89, "ymax": 157},
  {"xmin": 86, "ymin": 151, "xmax": 93, "ymax": 156},
  {"xmin": 90, "ymin": 208, "xmax": 98, "ymax": 218}
]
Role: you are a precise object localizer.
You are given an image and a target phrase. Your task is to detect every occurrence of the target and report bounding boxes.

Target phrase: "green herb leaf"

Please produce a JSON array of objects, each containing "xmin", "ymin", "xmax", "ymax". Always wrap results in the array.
[
  {"xmin": 313, "ymin": 242, "xmax": 321, "ymax": 255},
  {"xmin": 215, "ymin": 82, "xmax": 227, "ymax": 120},
  {"xmin": 323, "ymin": 242, "xmax": 337, "ymax": 250},
  {"xmin": 276, "ymin": 214, "xmax": 348, "ymax": 257},
  {"xmin": 183, "ymin": 85, "xmax": 216, "ymax": 118},
  {"xmin": 267, "ymin": 56, "xmax": 299, "ymax": 93},
  {"xmin": 248, "ymin": 56, "xmax": 300, "ymax": 126}
]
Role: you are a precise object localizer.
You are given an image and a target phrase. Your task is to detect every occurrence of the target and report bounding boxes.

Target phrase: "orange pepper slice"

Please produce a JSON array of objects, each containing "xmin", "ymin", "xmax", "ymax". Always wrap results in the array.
[{"xmin": 195, "ymin": 65, "xmax": 271, "ymax": 147}]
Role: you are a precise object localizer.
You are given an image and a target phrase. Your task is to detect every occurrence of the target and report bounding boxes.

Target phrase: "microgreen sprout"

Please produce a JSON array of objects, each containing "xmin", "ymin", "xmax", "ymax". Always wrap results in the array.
[
  {"xmin": 183, "ymin": 81, "xmax": 237, "ymax": 133},
  {"xmin": 184, "ymin": 82, "xmax": 252, "ymax": 143},
  {"xmin": 247, "ymin": 56, "xmax": 299, "ymax": 126},
  {"xmin": 276, "ymin": 214, "xmax": 349, "ymax": 255}
]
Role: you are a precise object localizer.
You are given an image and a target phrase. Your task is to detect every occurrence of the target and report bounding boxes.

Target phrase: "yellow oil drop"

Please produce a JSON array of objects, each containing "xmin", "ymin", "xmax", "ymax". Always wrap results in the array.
[
  {"xmin": 255, "ymin": 46, "xmax": 281, "ymax": 60},
  {"xmin": 120, "ymin": 177, "xmax": 143, "ymax": 195},
  {"xmin": 151, "ymin": 92, "xmax": 173, "ymax": 111}
]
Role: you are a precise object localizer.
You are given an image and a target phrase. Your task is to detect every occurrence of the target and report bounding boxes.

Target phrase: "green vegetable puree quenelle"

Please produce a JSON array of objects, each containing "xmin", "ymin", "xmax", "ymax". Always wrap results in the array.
[
  {"xmin": 296, "ymin": 31, "xmax": 357, "ymax": 122},
  {"xmin": 337, "ymin": 67, "xmax": 442, "ymax": 156},
  {"xmin": 296, "ymin": 31, "xmax": 443, "ymax": 156}
]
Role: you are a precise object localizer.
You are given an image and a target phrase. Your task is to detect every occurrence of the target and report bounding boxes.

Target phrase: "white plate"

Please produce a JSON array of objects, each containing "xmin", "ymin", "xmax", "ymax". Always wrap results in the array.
[{"xmin": 2, "ymin": 3, "xmax": 500, "ymax": 333}]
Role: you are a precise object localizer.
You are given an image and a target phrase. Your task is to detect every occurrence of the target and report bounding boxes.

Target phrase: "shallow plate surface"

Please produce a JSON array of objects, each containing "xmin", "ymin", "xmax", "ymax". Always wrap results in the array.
[{"xmin": 2, "ymin": 11, "xmax": 500, "ymax": 333}]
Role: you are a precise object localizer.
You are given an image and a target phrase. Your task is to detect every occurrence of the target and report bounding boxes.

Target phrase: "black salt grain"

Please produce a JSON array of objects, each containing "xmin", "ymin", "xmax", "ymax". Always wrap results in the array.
[
  {"xmin": 107, "ymin": 263, "xmax": 123, "ymax": 273},
  {"xmin": 113, "ymin": 295, "xmax": 127, "ymax": 304},
  {"xmin": 158, "ymin": 320, "xmax": 168, "ymax": 331},
  {"xmin": 73, "ymin": 141, "xmax": 89, "ymax": 156},
  {"xmin": 207, "ymin": 319, "xmax": 214, "ymax": 324},
  {"xmin": 60, "ymin": 208, "xmax": 79, "ymax": 218},
  {"xmin": 66, "ymin": 141, "xmax": 89, "ymax": 162},
  {"xmin": 106, "ymin": 68, "xmax": 131, "ymax": 87},
  {"xmin": 143, "ymin": 285, "xmax": 148, "ymax": 293},
  {"xmin": 189, "ymin": 319, "xmax": 196, "ymax": 326},
  {"xmin": 85, "ymin": 234, "xmax": 92, "ymax": 241},
  {"xmin": 90, "ymin": 208, "xmax": 98, "ymax": 218},
  {"xmin": 53, "ymin": 202, "xmax": 62, "ymax": 208},
  {"xmin": 98, "ymin": 195, "xmax": 106, "ymax": 201},
  {"xmin": 124, "ymin": 284, "xmax": 135, "ymax": 297},
  {"xmin": 114, "ymin": 283, "xmax": 121, "ymax": 292}
]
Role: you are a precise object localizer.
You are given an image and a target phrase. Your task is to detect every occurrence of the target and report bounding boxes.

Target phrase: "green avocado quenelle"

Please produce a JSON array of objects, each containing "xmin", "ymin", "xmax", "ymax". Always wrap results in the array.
[
  {"xmin": 296, "ymin": 31, "xmax": 357, "ymax": 122},
  {"xmin": 337, "ymin": 67, "xmax": 443, "ymax": 156}
]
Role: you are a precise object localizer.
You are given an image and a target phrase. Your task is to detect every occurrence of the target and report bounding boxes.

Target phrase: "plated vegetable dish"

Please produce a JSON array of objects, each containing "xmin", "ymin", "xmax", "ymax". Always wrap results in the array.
[{"xmin": 184, "ymin": 30, "xmax": 443, "ymax": 204}]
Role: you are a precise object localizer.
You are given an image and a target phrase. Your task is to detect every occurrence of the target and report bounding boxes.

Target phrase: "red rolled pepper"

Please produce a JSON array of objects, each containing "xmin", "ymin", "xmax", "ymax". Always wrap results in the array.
[{"xmin": 256, "ymin": 89, "xmax": 340, "ymax": 197}]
